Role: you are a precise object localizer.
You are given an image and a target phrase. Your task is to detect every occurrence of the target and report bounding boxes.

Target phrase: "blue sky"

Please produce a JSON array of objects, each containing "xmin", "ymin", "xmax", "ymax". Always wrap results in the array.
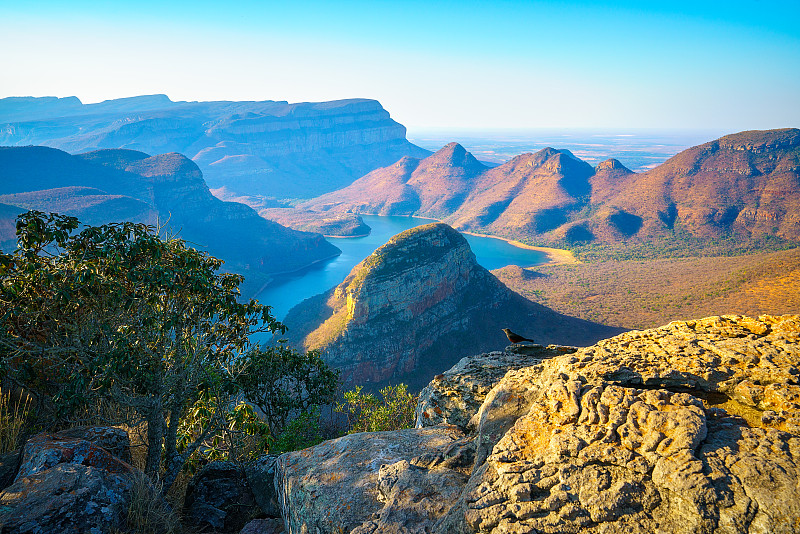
[{"xmin": 2, "ymin": 0, "xmax": 798, "ymax": 130}]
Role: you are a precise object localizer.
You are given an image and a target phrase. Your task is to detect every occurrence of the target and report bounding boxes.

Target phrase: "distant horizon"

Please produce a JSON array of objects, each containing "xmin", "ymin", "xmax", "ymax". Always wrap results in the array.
[
  {"xmin": 2, "ymin": 0, "xmax": 798, "ymax": 131},
  {"xmin": 0, "ymin": 93, "xmax": 785, "ymax": 136}
]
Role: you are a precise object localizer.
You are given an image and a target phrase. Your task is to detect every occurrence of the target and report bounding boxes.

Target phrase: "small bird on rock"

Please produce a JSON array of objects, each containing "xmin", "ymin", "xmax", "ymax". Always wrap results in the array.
[{"xmin": 502, "ymin": 328, "xmax": 535, "ymax": 344}]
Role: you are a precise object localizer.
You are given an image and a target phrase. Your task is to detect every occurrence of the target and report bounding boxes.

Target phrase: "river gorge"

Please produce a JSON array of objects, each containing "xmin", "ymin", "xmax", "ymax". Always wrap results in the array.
[{"xmin": 256, "ymin": 215, "xmax": 551, "ymax": 320}]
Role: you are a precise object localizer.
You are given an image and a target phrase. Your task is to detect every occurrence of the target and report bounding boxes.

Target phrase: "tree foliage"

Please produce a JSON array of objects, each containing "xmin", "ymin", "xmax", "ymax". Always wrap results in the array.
[
  {"xmin": 0, "ymin": 211, "xmax": 286, "ymax": 489},
  {"xmin": 336, "ymin": 384, "xmax": 417, "ymax": 434},
  {"xmin": 237, "ymin": 345, "xmax": 339, "ymax": 436}
]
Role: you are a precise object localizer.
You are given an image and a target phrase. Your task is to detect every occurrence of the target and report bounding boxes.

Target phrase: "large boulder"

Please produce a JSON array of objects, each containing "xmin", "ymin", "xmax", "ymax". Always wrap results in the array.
[
  {"xmin": 183, "ymin": 461, "xmax": 260, "ymax": 533},
  {"xmin": 245, "ymin": 455, "xmax": 282, "ymax": 518},
  {"xmin": 275, "ymin": 425, "xmax": 467, "ymax": 534},
  {"xmin": 240, "ymin": 518, "xmax": 285, "ymax": 534},
  {"xmin": 436, "ymin": 314, "xmax": 800, "ymax": 533},
  {"xmin": 415, "ymin": 345, "xmax": 576, "ymax": 430},
  {"xmin": 0, "ymin": 426, "xmax": 135, "ymax": 534},
  {"xmin": 0, "ymin": 463, "xmax": 132, "ymax": 534},
  {"xmin": 0, "ymin": 450, "xmax": 20, "ymax": 491},
  {"xmin": 14, "ymin": 427, "xmax": 132, "ymax": 481}
]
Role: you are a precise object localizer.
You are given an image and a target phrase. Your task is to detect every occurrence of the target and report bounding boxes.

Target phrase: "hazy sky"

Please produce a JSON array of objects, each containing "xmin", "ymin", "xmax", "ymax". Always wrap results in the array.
[{"xmin": 2, "ymin": 0, "xmax": 798, "ymax": 130}]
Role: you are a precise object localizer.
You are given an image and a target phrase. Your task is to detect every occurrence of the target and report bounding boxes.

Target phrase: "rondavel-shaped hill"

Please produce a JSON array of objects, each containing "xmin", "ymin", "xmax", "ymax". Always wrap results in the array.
[
  {"xmin": 0, "ymin": 146, "xmax": 340, "ymax": 295},
  {"xmin": 302, "ymin": 143, "xmax": 595, "ymax": 238},
  {"xmin": 306, "ymin": 142, "xmax": 488, "ymax": 219},
  {"xmin": 0, "ymin": 95, "xmax": 430, "ymax": 199},
  {"xmin": 301, "ymin": 129, "xmax": 800, "ymax": 245},
  {"xmin": 282, "ymin": 222, "xmax": 622, "ymax": 388}
]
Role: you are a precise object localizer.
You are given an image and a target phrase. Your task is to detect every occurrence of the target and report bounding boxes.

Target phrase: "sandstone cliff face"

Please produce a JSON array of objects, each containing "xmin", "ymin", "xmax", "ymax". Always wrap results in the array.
[
  {"xmin": 283, "ymin": 222, "xmax": 620, "ymax": 387},
  {"xmin": 0, "ymin": 146, "xmax": 340, "ymax": 295},
  {"xmin": 0, "ymin": 96, "xmax": 430, "ymax": 198},
  {"xmin": 274, "ymin": 314, "xmax": 800, "ymax": 534}
]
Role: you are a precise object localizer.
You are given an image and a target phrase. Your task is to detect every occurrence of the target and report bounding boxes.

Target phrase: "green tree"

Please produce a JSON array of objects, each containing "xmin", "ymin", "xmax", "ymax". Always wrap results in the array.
[
  {"xmin": 0, "ymin": 211, "xmax": 284, "ymax": 489},
  {"xmin": 237, "ymin": 345, "xmax": 339, "ymax": 437}
]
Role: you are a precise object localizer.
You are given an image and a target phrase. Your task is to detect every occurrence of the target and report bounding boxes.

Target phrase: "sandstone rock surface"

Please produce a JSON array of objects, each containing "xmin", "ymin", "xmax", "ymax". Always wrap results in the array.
[
  {"xmin": 275, "ymin": 425, "xmax": 466, "ymax": 534},
  {"xmin": 415, "ymin": 346, "xmax": 576, "ymax": 430},
  {"xmin": 0, "ymin": 464, "xmax": 132, "ymax": 534},
  {"xmin": 436, "ymin": 314, "xmax": 800, "ymax": 533},
  {"xmin": 15, "ymin": 426, "xmax": 132, "ymax": 481}
]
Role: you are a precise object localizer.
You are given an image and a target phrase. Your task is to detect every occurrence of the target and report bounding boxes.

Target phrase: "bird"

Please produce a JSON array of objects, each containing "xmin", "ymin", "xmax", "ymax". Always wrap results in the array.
[{"xmin": 502, "ymin": 328, "xmax": 535, "ymax": 344}]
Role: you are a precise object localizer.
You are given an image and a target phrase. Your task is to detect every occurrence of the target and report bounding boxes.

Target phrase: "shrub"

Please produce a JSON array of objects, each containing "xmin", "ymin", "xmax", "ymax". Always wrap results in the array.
[
  {"xmin": 336, "ymin": 384, "xmax": 417, "ymax": 434},
  {"xmin": 271, "ymin": 408, "xmax": 325, "ymax": 453}
]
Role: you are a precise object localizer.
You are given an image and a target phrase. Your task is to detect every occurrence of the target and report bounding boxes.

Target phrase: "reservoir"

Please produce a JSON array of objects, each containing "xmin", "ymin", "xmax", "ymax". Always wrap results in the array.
[{"xmin": 256, "ymin": 215, "xmax": 549, "ymax": 320}]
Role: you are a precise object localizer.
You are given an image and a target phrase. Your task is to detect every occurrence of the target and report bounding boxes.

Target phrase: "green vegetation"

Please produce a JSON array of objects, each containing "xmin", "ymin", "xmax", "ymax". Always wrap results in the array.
[
  {"xmin": 237, "ymin": 345, "xmax": 339, "ymax": 438},
  {"xmin": 336, "ymin": 384, "xmax": 417, "ymax": 433},
  {"xmin": 569, "ymin": 232, "xmax": 795, "ymax": 262},
  {"xmin": 0, "ymin": 211, "xmax": 338, "ymax": 490}
]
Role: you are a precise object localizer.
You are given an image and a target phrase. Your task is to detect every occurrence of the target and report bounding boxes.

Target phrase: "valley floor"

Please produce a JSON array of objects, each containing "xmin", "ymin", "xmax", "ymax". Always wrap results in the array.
[{"xmin": 494, "ymin": 246, "xmax": 800, "ymax": 330}]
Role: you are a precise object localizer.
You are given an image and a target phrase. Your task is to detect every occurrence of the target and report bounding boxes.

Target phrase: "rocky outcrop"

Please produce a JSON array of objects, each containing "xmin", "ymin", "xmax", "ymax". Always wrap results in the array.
[
  {"xmin": 0, "ymin": 95, "xmax": 430, "ymax": 198},
  {"xmin": 244, "ymin": 455, "xmax": 282, "ymax": 519},
  {"xmin": 14, "ymin": 427, "xmax": 132, "ymax": 481},
  {"xmin": 283, "ymin": 222, "xmax": 619, "ymax": 387},
  {"xmin": 0, "ymin": 464, "xmax": 133, "ymax": 534},
  {"xmin": 0, "ymin": 146, "xmax": 341, "ymax": 297},
  {"xmin": 183, "ymin": 461, "xmax": 260, "ymax": 533},
  {"xmin": 415, "ymin": 345, "xmax": 577, "ymax": 430},
  {"xmin": 274, "ymin": 425, "xmax": 468, "ymax": 534},
  {"xmin": 0, "ymin": 427, "xmax": 135, "ymax": 534},
  {"xmin": 273, "ymin": 314, "xmax": 800, "ymax": 533}
]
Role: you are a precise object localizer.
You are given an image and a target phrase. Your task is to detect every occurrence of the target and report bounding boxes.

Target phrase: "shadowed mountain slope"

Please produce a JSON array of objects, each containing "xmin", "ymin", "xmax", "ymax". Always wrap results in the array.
[
  {"xmin": 0, "ymin": 146, "xmax": 340, "ymax": 295},
  {"xmin": 283, "ymin": 222, "xmax": 622, "ymax": 389},
  {"xmin": 0, "ymin": 95, "xmax": 430, "ymax": 198},
  {"xmin": 587, "ymin": 128, "xmax": 800, "ymax": 241}
]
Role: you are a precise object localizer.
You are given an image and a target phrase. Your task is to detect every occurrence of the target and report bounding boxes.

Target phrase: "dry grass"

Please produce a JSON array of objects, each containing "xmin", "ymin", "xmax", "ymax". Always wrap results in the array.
[
  {"xmin": 495, "ymin": 247, "xmax": 800, "ymax": 330},
  {"xmin": 0, "ymin": 387, "xmax": 32, "ymax": 454},
  {"xmin": 115, "ymin": 471, "xmax": 183, "ymax": 534}
]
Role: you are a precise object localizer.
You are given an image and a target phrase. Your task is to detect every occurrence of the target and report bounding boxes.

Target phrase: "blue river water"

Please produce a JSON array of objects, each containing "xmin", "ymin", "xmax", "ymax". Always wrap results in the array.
[{"xmin": 256, "ymin": 215, "xmax": 549, "ymax": 320}]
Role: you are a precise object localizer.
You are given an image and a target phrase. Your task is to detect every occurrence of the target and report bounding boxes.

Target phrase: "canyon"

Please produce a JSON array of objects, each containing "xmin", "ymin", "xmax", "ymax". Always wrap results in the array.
[
  {"xmin": 0, "ymin": 95, "xmax": 430, "ymax": 199},
  {"xmin": 0, "ymin": 146, "xmax": 339, "ymax": 296},
  {"xmin": 283, "ymin": 222, "xmax": 621, "ymax": 388}
]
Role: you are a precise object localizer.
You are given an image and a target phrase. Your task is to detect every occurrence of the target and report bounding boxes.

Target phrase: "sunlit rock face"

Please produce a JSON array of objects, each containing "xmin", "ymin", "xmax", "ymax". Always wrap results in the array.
[
  {"xmin": 0, "ymin": 95, "xmax": 430, "ymax": 198},
  {"xmin": 272, "ymin": 314, "xmax": 800, "ymax": 533},
  {"xmin": 283, "ymin": 222, "xmax": 619, "ymax": 388}
]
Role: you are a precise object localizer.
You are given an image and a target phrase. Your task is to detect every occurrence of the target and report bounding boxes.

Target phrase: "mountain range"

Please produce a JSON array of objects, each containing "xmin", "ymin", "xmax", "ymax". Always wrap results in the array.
[
  {"xmin": 302, "ymin": 129, "xmax": 800, "ymax": 246},
  {"xmin": 0, "ymin": 146, "xmax": 340, "ymax": 296},
  {"xmin": 0, "ymin": 95, "xmax": 430, "ymax": 199}
]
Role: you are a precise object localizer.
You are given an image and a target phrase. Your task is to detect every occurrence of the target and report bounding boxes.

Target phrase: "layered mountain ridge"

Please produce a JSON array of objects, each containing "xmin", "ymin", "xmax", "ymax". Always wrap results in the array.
[
  {"xmin": 284, "ymin": 222, "xmax": 621, "ymax": 388},
  {"xmin": 302, "ymin": 128, "xmax": 800, "ymax": 246},
  {"xmin": 0, "ymin": 146, "xmax": 340, "ymax": 296},
  {"xmin": 0, "ymin": 95, "xmax": 430, "ymax": 198}
]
